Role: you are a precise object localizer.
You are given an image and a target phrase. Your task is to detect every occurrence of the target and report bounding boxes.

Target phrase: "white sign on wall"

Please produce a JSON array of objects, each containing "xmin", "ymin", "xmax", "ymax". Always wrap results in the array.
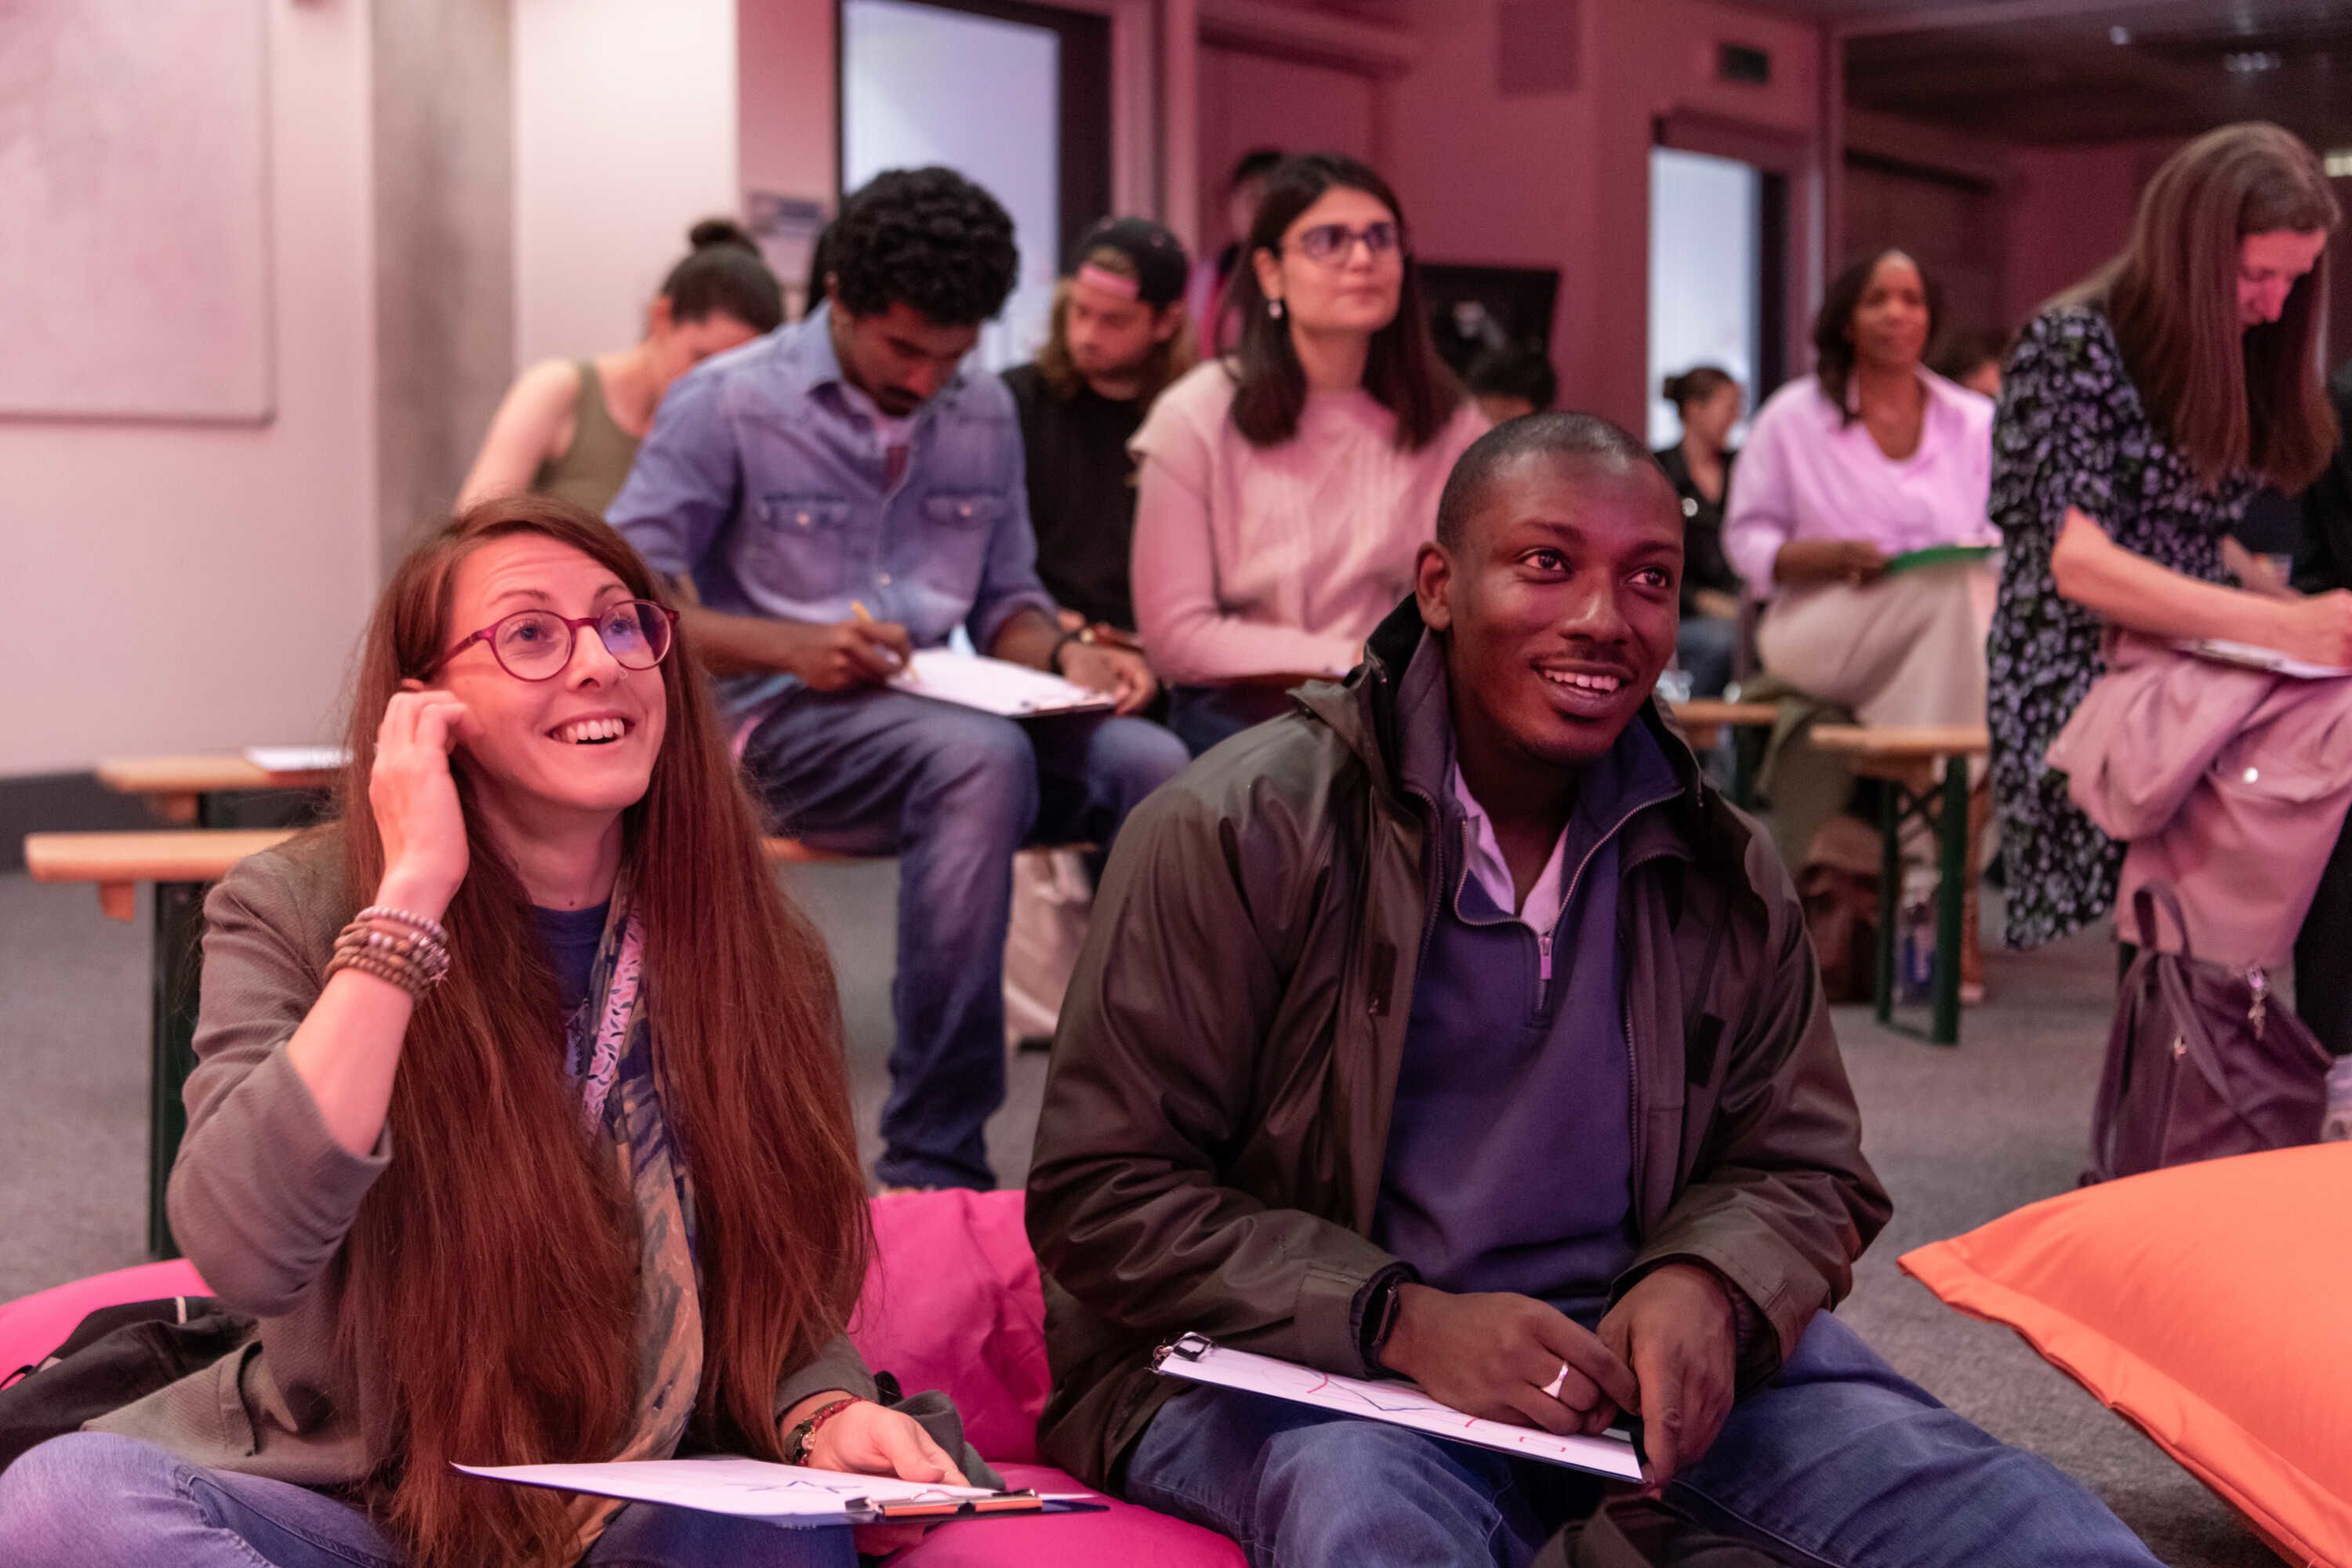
[{"xmin": 0, "ymin": 0, "xmax": 273, "ymax": 423}]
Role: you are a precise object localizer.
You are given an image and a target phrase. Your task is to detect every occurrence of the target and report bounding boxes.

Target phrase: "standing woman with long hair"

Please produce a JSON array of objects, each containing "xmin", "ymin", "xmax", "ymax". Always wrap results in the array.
[
  {"xmin": 1989, "ymin": 124, "xmax": 2347, "ymax": 975},
  {"xmin": 1130, "ymin": 153, "xmax": 1487, "ymax": 757},
  {"xmin": 0, "ymin": 497, "xmax": 982, "ymax": 1568}
]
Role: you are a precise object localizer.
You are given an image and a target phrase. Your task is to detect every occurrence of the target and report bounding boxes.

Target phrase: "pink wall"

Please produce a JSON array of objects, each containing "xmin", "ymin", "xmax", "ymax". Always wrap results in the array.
[
  {"xmin": 0, "ymin": 0, "xmax": 378, "ymax": 776},
  {"xmin": 2003, "ymin": 137, "xmax": 2180, "ymax": 322},
  {"xmin": 512, "ymin": 0, "xmax": 741, "ymax": 369},
  {"xmin": 1382, "ymin": 0, "xmax": 1825, "ymax": 431},
  {"xmin": 1194, "ymin": 44, "xmax": 1378, "ymax": 259}
]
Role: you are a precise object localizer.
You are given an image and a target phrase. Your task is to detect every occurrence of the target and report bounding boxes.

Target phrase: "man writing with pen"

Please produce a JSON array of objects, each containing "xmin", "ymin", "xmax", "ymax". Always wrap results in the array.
[
  {"xmin": 611, "ymin": 166, "xmax": 1184, "ymax": 1193},
  {"xmin": 1025, "ymin": 414, "xmax": 2173, "ymax": 1566}
]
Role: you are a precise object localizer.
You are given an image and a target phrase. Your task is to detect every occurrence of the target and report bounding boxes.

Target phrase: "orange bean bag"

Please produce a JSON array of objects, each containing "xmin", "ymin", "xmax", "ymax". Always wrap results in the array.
[{"xmin": 1900, "ymin": 1143, "xmax": 2352, "ymax": 1567}]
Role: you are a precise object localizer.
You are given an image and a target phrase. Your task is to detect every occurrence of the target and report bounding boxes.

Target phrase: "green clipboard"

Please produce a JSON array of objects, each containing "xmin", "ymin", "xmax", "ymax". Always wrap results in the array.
[{"xmin": 1881, "ymin": 544, "xmax": 1995, "ymax": 576}]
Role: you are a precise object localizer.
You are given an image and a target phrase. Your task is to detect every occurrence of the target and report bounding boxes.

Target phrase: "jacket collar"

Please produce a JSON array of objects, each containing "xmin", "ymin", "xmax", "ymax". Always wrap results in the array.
[{"xmin": 1297, "ymin": 596, "xmax": 1733, "ymax": 873}]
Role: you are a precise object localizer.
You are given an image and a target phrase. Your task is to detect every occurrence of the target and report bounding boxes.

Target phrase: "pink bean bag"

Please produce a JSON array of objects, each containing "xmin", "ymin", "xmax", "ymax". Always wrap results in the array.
[{"xmin": 0, "ymin": 1192, "xmax": 1241, "ymax": 1566}]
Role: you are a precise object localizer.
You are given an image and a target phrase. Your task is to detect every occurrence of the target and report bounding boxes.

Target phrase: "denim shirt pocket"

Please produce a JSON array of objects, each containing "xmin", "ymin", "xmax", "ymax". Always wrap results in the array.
[
  {"xmin": 916, "ymin": 491, "xmax": 1011, "ymax": 601},
  {"xmin": 750, "ymin": 493, "xmax": 855, "ymax": 599}
]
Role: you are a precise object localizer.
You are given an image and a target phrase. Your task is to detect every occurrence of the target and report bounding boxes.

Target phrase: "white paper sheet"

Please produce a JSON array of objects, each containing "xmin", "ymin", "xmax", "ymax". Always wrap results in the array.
[
  {"xmin": 242, "ymin": 746, "xmax": 350, "ymax": 774},
  {"xmin": 889, "ymin": 651, "xmax": 1115, "ymax": 717},
  {"xmin": 2176, "ymin": 639, "xmax": 2352, "ymax": 681},
  {"xmin": 454, "ymin": 1457, "xmax": 1000, "ymax": 1525},
  {"xmin": 1156, "ymin": 1340, "xmax": 1643, "ymax": 1482}
]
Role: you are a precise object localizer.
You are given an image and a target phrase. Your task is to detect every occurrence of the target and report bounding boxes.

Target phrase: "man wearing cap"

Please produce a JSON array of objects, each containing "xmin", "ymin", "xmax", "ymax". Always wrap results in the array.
[{"xmin": 1003, "ymin": 217, "xmax": 1198, "ymax": 641}]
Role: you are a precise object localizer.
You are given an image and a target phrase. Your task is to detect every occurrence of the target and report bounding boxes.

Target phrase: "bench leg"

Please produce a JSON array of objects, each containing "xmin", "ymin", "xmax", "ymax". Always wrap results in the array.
[
  {"xmin": 1874, "ymin": 786, "xmax": 1900, "ymax": 1027},
  {"xmin": 149, "ymin": 880, "xmax": 204, "ymax": 1260},
  {"xmin": 1929, "ymin": 756, "xmax": 1969, "ymax": 1047}
]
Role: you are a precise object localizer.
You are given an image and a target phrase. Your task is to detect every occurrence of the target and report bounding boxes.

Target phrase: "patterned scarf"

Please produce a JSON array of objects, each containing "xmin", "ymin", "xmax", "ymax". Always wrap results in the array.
[{"xmin": 559, "ymin": 893, "xmax": 704, "ymax": 1559}]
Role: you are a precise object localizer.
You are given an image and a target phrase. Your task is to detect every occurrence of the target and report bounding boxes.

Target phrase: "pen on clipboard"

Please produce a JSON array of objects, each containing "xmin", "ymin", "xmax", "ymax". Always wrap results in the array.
[{"xmin": 850, "ymin": 600, "xmax": 909, "ymax": 676}]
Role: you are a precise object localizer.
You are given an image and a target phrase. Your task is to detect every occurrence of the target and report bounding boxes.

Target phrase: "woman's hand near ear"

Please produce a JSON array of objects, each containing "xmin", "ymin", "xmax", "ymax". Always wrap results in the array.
[{"xmin": 370, "ymin": 681, "xmax": 482, "ymax": 918}]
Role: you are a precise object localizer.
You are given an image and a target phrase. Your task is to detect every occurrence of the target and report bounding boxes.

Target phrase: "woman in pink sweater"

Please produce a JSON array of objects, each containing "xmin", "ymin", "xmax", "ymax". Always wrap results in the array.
[{"xmin": 1131, "ymin": 153, "xmax": 1488, "ymax": 756}]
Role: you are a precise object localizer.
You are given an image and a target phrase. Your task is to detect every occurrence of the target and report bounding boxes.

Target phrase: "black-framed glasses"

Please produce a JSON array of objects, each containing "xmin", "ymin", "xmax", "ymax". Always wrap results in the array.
[
  {"xmin": 423, "ymin": 600, "xmax": 677, "ymax": 682},
  {"xmin": 1286, "ymin": 220, "xmax": 1403, "ymax": 265}
]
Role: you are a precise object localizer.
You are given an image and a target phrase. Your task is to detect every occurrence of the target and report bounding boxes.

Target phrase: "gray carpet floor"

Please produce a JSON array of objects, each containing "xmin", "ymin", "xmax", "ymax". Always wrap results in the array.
[{"xmin": 0, "ymin": 864, "xmax": 2277, "ymax": 1565}]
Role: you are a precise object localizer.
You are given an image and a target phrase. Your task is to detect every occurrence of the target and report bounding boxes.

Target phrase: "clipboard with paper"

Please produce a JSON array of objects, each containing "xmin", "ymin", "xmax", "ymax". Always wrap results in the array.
[
  {"xmin": 1152, "ymin": 1334, "xmax": 1644, "ymax": 1483},
  {"xmin": 454, "ymin": 1457, "xmax": 1105, "ymax": 1528}
]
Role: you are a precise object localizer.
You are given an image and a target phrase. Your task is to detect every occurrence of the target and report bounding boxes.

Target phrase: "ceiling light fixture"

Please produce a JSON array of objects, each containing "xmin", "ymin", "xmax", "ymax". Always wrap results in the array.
[
  {"xmin": 2223, "ymin": 50, "xmax": 2284, "ymax": 74},
  {"xmin": 2110, "ymin": 24, "xmax": 2131, "ymax": 45}
]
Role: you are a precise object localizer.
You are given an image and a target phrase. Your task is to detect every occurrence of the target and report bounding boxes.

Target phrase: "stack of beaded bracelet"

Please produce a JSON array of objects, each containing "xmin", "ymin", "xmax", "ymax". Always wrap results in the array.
[{"xmin": 326, "ymin": 905, "xmax": 452, "ymax": 1001}]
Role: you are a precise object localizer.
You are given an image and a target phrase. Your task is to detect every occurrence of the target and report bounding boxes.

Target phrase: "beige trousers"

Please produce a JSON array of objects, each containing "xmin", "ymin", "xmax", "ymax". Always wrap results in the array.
[{"xmin": 1755, "ymin": 561, "xmax": 1995, "ymax": 730}]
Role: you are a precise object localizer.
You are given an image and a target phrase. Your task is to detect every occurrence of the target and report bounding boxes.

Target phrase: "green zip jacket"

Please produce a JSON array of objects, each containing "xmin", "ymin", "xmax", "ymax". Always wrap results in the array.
[{"xmin": 1025, "ymin": 597, "xmax": 1890, "ymax": 1488}]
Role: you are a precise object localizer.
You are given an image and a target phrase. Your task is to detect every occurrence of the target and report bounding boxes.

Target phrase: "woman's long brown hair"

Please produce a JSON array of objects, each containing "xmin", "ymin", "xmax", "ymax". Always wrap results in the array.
[
  {"xmin": 333, "ymin": 495, "xmax": 869, "ymax": 1567},
  {"xmin": 2067, "ymin": 122, "xmax": 2339, "ymax": 489}
]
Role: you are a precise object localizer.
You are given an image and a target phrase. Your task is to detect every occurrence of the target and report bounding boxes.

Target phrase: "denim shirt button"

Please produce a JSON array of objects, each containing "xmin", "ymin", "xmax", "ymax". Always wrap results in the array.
[
  {"xmin": 878, "ymin": 572, "xmax": 894, "ymax": 586},
  {"xmin": 796, "ymin": 511, "xmax": 813, "ymax": 527}
]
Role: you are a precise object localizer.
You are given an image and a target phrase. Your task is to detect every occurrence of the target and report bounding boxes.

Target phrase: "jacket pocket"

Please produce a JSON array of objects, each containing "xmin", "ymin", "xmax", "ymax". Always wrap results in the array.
[{"xmin": 750, "ymin": 494, "xmax": 855, "ymax": 599}]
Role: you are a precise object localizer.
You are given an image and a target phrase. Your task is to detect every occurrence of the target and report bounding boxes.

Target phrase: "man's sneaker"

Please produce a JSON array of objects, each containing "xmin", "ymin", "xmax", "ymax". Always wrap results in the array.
[{"xmin": 2323, "ymin": 1057, "xmax": 2352, "ymax": 1144}]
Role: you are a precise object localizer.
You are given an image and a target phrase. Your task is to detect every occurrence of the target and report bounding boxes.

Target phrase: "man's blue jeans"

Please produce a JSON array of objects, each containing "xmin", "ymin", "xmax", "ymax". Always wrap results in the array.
[
  {"xmin": 1123, "ymin": 1314, "xmax": 2163, "ymax": 1568},
  {"xmin": 742, "ymin": 684, "xmax": 1188, "ymax": 1188},
  {"xmin": 0, "ymin": 1432, "xmax": 855, "ymax": 1567}
]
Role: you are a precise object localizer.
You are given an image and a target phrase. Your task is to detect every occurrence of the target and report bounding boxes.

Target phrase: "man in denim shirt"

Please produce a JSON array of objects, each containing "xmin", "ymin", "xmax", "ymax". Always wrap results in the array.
[{"xmin": 612, "ymin": 168, "xmax": 1188, "ymax": 1189}]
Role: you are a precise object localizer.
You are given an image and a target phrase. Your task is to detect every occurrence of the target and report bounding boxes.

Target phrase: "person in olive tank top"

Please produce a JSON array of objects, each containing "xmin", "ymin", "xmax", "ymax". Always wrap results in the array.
[{"xmin": 460, "ymin": 220, "xmax": 785, "ymax": 517}]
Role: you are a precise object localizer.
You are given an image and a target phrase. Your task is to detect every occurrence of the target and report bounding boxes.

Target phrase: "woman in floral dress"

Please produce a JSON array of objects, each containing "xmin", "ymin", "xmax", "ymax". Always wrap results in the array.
[{"xmin": 1990, "ymin": 123, "xmax": 2347, "ymax": 957}]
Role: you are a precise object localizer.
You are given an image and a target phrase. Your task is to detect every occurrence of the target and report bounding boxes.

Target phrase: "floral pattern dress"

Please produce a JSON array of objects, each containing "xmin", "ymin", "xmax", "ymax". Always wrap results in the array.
[{"xmin": 1987, "ymin": 303, "xmax": 2254, "ymax": 949}]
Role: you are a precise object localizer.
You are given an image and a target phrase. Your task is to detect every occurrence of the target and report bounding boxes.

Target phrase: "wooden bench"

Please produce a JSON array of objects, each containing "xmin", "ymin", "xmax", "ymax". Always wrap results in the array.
[
  {"xmin": 1667, "ymin": 699, "xmax": 1777, "ymax": 807},
  {"xmin": 1666, "ymin": 699, "xmax": 1777, "ymax": 751},
  {"xmin": 1808, "ymin": 724, "xmax": 1991, "ymax": 1047},
  {"xmin": 24, "ymin": 829, "xmax": 855, "ymax": 1258},
  {"xmin": 96, "ymin": 753, "xmax": 344, "ymax": 826}
]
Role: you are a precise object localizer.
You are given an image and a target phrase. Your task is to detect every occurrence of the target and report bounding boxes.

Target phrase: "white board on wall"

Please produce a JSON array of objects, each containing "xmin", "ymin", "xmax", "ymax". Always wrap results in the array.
[{"xmin": 0, "ymin": 0, "xmax": 273, "ymax": 423}]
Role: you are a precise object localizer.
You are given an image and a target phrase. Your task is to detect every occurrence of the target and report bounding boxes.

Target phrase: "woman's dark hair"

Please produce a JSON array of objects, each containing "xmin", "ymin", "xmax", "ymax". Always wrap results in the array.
[
  {"xmin": 1467, "ymin": 343, "xmax": 1559, "ymax": 412},
  {"xmin": 2066, "ymin": 122, "xmax": 2339, "ymax": 489},
  {"xmin": 1224, "ymin": 152, "xmax": 1463, "ymax": 451},
  {"xmin": 828, "ymin": 166, "xmax": 1018, "ymax": 327},
  {"xmin": 1661, "ymin": 365, "xmax": 1737, "ymax": 410},
  {"xmin": 658, "ymin": 219, "xmax": 783, "ymax": 335},
  {"xmin": 1813, "ymin": 249, "xmax": 1942, "ymax": 426}
]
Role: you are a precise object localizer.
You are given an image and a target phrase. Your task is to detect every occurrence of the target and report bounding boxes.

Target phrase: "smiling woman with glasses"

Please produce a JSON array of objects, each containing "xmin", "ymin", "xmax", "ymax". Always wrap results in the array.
[
  {"xmin": 1131, "ymin": 151, "xmax": 1488, "ymax": 756},
  {"xmin": 0, "ymin": 495, "xmax": 996, "ymax": 1568}
]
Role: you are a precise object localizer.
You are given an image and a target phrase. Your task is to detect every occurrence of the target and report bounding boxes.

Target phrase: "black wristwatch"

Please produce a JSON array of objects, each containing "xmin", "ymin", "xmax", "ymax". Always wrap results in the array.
[
  {"xmin": 1359, "ymin": 1266, "xmax": 1414, "ymax": 1370},
  {"xmin": 1048, "ymin": 622, "xmax": 1098, "ymax": 673}
]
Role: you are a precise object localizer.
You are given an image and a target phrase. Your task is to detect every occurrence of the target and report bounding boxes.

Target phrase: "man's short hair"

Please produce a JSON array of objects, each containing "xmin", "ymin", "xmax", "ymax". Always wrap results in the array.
[
  {"xmin": 1465, "ymin": 343, "xmax": 1559, "ymax": 412},
  {"xmin": 829, "ymin": 167, "xmax": 1018, "ymax": 327},
  {"xmin": 1434, "ymin": 412, "xmax": 1669, "ymax": 552}
]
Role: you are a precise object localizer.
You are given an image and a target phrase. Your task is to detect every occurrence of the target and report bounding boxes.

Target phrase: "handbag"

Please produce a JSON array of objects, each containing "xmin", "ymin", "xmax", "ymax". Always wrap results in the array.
[
  {"xmin": 0, "ymin": 1296, "xmax": 252, "ymax": 1472},
  {"xmin": 2088, "ymin": 884, "xmax": 2332, "ymax": 1183}
]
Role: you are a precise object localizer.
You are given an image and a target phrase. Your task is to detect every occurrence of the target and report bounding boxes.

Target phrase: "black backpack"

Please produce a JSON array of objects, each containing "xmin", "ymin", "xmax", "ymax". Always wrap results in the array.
[{"xmin": 0, "ymin": 1296, "xmax": 254, "ymax": 1472}]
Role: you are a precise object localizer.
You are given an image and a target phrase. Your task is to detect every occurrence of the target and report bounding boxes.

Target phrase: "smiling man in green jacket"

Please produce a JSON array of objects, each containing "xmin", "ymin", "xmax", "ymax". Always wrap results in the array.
[{"xmin": 1025, "ymin": 413, "xmax": 2165, "ymax": 1566}]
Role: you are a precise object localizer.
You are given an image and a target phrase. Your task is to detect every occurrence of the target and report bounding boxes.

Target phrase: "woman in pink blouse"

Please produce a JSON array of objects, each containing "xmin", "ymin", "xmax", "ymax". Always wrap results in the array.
[
  {"xmin": 1725, "ymin": 249, "xmax": 1998, "ymax": 995},
  {"xmin": 1131, "ymin": 152, "xmax": 1487, "ymax": 756},
  {"xmin": 1725, "ymin": 250, "xmax": 1998, "ymax": 731}
]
